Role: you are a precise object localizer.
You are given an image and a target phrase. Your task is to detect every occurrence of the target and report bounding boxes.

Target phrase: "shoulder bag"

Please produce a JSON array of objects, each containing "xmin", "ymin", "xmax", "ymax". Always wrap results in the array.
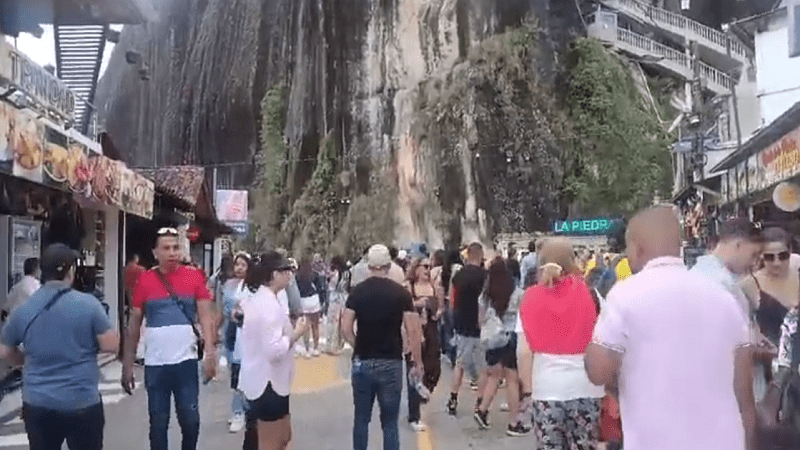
[
  {"xmin": 154, "ymin": 270, "xmax": 205, "ymax": 360},
  {"xmin": 22, "ymin": 288, "xmax": 71, "ymax": 343}
]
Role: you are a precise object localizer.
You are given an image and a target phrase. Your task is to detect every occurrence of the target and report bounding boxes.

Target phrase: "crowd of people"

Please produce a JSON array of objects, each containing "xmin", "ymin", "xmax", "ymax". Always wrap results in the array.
[{"xmin": 6, "ymin": 204, "xmax": 800, "ymax": 449}]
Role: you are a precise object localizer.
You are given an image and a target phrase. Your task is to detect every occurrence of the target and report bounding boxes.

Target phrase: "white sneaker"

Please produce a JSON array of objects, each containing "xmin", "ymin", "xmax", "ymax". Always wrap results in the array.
[
  {"xmin": 410, "ymin": 421, "xmax": 427, "ymax": 432},
  {"xmin": 229, "ymin": 413, "xmax": 245, "ymax": 433},
  {"xmin": 500, "ymin": 402, "xmax": 510, "ymax": 412},
  {"xmin": 219, "ymin": 355, "xmax": 228, "ymax": 368},
  {"xmin": 304, "ymin": 350, "xmax": 312, "ymax": 359},
  {"xmin": 312, "ymin": 348, "xmax": 321, "ymax": 357}
]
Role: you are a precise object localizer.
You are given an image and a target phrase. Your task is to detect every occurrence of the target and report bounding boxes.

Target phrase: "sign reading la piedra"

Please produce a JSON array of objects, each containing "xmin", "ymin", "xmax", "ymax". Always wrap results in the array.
[
  {"xmin": 760, "ymin": 126, "xmax": 800, "ymax": 186},
  {"xmin": 0, "ymin": 40, "xmax": 75, "ymax": 121},
  {"xmin": 552, "ymin": 218, "xmax": 621, "ymax": 236}
]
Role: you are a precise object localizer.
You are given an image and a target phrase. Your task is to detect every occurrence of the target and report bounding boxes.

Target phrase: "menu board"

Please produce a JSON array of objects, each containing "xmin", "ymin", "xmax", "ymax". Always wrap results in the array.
[
  {"xmin": 1, "ymin": 100, "xmax": 154, "ymax": 218},
  {"xmin": 0, "ymin": 103, "xmax": 44, "ymax": 184}
]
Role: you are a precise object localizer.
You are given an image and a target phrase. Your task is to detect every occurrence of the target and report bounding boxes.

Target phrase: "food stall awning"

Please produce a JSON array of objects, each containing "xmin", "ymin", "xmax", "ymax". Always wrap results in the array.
[
  {"xmin": 137, "ymin": 166, "xmax": 233, "ymax": 236},
  {"xmin": 1, "ymin": 0, "xmax": 153, "ymax": 36}
]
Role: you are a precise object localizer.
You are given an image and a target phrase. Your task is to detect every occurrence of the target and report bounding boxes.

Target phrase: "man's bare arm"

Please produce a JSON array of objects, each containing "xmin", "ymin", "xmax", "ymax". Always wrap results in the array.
[
  {"xmin": 196, "ymin": 300, "xmax": 218, "ymax": 350},
  {"xmin": 585, "ymin": 342, "xmax": 622, "ymax": 386},
  {"xmin": 97, "ymin": 330, "xmax": 120, "ymax": 354},
  {"xmin": 341, "ymin": 309, "xmax": 357, "ymax": 348},
  {"xmin": 123, "ymin": 308, "xmax": 144, "ymax": 366},
  {"xmin": 734, "ymin": 345, "xmax": 757, "ymax": 450}
]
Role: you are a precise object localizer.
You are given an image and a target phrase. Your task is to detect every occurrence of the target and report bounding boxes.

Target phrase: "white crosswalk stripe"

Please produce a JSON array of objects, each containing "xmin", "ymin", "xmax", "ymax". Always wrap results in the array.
[{"xmin": 0, "ymin": 360, "xmax": 137, "ymax": 447}]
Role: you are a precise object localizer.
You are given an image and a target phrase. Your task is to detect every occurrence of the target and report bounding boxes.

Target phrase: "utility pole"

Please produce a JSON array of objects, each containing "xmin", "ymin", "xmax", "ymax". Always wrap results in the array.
[{"xmin": 689, "ymin": 40, "xmax": 706, "ymax": 182}]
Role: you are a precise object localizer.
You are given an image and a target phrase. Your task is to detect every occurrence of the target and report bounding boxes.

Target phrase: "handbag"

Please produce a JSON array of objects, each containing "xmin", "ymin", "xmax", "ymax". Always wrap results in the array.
[
  {"xmin": 480, "ymin": 305, "xmax": 509, "ymax": 349},
  {"xmin": 154, "ymin": 270, "xmax": 205, "ymax": 360}
]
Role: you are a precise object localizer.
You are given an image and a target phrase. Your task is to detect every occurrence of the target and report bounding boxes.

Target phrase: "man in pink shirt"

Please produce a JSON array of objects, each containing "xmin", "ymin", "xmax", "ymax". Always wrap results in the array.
[{"xmin": 585, "ymin": 206, "xmax": 757, "ymax": 450}]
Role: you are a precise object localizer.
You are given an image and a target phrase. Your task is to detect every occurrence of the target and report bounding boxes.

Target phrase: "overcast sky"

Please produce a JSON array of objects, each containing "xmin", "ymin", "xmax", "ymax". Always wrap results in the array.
[{"xmin": 6, "ymin": 25, "xmax": 121, "ymax": 77}]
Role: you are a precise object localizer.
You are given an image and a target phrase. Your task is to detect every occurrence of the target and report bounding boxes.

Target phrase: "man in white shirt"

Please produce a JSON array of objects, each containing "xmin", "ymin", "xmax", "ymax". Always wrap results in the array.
[
  {"xmin": 519, "ymin": 241, "xmax": 537, "ymax": 287},
  {"xmin": 4, "ymin": 258, "xmax": 41, "ymax": 319},
  {"xmin": 585, "ymin": 206, "xmax": 757, "ymax": 450}
]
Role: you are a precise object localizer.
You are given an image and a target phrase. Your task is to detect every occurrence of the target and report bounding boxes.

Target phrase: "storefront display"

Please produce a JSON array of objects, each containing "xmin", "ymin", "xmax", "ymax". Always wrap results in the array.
[{"xmin": 9, "ymin": 218, "xmax": 41, "ymax": 285}]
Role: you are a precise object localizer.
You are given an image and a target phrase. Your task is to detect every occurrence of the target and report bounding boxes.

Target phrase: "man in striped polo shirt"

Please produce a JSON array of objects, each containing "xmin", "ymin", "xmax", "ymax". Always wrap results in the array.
[{"xmin": 121, "ymin": 228, "xmax": 218, "ymax": 450}]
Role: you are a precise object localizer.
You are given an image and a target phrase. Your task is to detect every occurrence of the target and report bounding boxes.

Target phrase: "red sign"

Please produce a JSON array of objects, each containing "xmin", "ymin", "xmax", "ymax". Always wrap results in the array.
[{"xmin": 186, "ymin": 227, "xmax": 201, "ymax": 243}]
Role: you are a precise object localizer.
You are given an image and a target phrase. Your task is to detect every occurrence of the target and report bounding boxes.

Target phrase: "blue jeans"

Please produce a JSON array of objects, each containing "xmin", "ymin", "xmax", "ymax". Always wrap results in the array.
[
  {"xmin": 145, "ymin": 359, "xmax": 200, "ymax": 450},
  {"xmin": 351, "ymin": 358, "xmax": 403, "ymax": 450},
  {"xmin": 439, "ymin": 309, "xmax": 456, "ymax": 366}
]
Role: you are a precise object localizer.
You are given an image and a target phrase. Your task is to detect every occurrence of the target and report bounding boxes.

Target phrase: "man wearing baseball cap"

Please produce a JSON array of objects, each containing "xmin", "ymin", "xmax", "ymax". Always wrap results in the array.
[
  {"xmin": 0, "ymin": 243, "xmax": 119, "ymax": 449},
  {"xmin": 341, "ymin": 244, "xmax": 422, "ymax": 450}
]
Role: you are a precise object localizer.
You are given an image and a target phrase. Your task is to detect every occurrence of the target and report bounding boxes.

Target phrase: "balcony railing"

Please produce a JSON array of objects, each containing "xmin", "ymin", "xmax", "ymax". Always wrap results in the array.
[
  {"xmin": 616, "ymin": 28, "xmax": 734, "ymax": 92},
  {"xmin": 604, "ymin": 0, "xmax": 748, "ymax": 61}
]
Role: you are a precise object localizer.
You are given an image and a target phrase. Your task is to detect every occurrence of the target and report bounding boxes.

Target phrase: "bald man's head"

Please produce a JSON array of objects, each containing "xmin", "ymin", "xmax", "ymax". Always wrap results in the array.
[{"xmin": 626, "ymin": 205, "xmax": 682, "ymax": 273}]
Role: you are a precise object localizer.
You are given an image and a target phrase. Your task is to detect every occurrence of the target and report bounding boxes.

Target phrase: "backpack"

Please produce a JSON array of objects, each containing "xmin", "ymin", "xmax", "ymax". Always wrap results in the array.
[{"xmin": 480, "ymin": 305, "xmax": 510, "ymax": 349}]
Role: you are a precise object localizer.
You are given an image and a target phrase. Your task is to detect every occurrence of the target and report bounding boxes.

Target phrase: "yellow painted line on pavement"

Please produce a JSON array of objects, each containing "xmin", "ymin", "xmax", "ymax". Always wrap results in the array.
[
  {"xmin": 291, "ymin": 354, "xmax": 346, "ymax": 394},
  {"xmin": 417, "ymin": 428, "xmax": 434, "ymax": 450}
]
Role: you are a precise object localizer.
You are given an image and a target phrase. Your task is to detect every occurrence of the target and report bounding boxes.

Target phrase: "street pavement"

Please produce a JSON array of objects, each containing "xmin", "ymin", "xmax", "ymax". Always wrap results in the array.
[{"xmin": 0, "ymin": 351, "xmax": 543, "ymax": 449}]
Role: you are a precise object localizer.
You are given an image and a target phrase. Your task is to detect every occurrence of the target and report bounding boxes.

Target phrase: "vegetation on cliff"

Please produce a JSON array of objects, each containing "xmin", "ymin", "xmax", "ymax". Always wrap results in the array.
[
  {"xmin": 250, "ymin": 33, "xmax": 674, "ymax": 255},
  {"xmin": 561, "ymin": 38, "xmax": 673, "ymax": 214}
]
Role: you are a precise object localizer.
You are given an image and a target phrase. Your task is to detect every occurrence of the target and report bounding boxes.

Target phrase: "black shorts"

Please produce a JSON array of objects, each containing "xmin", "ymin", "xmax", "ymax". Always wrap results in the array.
[
  {"xmin": 485, "ymin": 332, "xmax": 518, "ymax": 370},
  {"xmin": 247, "ymin": 382, "xmax": 289, "ymax": 422}
]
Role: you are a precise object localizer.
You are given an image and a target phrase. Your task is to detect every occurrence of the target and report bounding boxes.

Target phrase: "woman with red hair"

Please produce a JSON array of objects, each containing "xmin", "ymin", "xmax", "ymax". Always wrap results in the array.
[{"xmin": 517, "ymin": 238, "xmax": 604, "ymax": 449}]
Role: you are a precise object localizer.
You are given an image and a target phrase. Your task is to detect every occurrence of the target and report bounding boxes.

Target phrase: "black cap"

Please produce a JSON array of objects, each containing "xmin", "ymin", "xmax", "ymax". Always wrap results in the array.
[
  {"xmin": 258, "ymin": 251, "xmax": 292, "ymax": 271},
  {"xmin": 41, "ymin": 243, "xmax": 80, "ymax": 280}
]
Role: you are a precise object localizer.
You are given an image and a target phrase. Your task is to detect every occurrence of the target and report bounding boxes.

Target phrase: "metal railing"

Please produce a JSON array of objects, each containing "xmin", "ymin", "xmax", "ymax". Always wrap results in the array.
[
  {"xmin": 604, "ymin": 0, "xmax": 748, "ymax": 60},
  {"xmin": 616, "ymin": 28, "xmax": 734, "ymax": 92}
]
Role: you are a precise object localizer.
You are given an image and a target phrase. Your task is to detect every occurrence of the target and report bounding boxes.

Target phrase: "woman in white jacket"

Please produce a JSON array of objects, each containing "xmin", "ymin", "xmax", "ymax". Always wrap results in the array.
[{"xmin": 240, "ymin": 252, "xmax": 308, "ymax": 450}]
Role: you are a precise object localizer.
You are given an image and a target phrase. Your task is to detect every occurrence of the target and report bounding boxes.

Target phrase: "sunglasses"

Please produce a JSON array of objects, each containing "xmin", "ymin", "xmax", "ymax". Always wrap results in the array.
[
  {"xmin": 157, "ymin": 227, "xmax": 179, "ymax": 236},
  {"xmin": 421, "ymin": 264, "xmax": 431, "ymax": 269},
  {"xmin": 763, "ymin": 251, "xmax": 791, "ymax": 262}
]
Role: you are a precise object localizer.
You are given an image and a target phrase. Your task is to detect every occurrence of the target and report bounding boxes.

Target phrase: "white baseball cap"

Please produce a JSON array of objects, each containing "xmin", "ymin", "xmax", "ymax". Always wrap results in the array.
[{"xmin": 367, "ymin": 244, "xmax": 392, "ymax": 268}]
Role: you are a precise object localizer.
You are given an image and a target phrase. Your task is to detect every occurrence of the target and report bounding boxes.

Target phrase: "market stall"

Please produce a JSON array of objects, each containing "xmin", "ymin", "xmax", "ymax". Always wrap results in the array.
[{"xmin": 714, "ymin": 101, "xmax": 800, "ymax": 234}]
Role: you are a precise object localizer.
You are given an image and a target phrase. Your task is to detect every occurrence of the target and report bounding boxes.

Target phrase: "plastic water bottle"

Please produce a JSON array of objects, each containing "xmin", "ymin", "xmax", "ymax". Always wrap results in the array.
[{"xmin": 408, "ymin": 370, "xmax": 431, "ymax": 403}]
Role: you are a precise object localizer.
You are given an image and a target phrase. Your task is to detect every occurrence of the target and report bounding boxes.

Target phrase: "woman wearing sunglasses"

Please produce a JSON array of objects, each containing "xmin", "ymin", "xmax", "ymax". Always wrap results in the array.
[
  {"xmin": 402, "ymin": 257, "xmax": 443, "ymax": 431},
  {"xmin": 746, "ymin": 227, "xmax": 798, "ymax": 348}
]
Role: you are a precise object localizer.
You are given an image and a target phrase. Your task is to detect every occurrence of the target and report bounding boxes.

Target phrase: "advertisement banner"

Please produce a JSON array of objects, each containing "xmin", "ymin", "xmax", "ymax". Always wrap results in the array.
[
  {"xmin": 216, "ymin": 190, "xmax": 248, "ymax": 222},
  {"xmin": 760, "ymin": 125, "xmax": 800, "ymax": 187}
]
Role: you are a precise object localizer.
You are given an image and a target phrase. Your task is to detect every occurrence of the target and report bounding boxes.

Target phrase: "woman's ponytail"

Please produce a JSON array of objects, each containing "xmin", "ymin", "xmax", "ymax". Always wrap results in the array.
[{"xmin": 538, "ymin": 262, "xmax": 563, "ymax": 288}]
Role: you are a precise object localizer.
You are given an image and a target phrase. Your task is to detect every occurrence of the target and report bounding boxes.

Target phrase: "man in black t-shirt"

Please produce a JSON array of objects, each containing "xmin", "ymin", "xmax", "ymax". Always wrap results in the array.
[
  {"xmin": 342, "ymin": 244, "xmax": 422, "ymax": 450},
  {"xmin": 446, "ymin": 242, "xmax": 488, "ymax": 416}
]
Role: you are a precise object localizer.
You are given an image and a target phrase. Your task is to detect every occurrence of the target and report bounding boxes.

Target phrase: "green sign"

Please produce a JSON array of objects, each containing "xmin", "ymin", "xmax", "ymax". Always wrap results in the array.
[{"xmin": 552, "ymin": 218, "xmax": 620, "ymax": 236}]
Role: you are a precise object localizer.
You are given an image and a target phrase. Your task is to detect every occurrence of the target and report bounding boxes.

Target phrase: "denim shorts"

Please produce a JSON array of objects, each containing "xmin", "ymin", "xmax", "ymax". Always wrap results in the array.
[
  {"xmin": 248, "ymin": 382, "xmax": 289, "ymax": 422},
  {"xmin": 454, "ymin": 335, "xmax": 487, "ymax": 373}
]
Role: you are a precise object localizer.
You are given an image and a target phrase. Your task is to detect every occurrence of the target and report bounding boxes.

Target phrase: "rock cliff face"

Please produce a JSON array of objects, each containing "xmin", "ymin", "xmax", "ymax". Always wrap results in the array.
[{"xmin": 95, "ymin": 0, "xmax": 584, "ymax": 253}]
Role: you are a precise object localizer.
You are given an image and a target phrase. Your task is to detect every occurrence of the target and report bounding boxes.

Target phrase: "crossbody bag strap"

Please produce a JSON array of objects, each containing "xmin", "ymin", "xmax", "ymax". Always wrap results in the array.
[
  {"xmin": 154, "ymin": 269, "xmax": 201, "ymax": 340},
  {"xmin": 22, "ymin": 288, "xmax": 71, "ymax": 343}
]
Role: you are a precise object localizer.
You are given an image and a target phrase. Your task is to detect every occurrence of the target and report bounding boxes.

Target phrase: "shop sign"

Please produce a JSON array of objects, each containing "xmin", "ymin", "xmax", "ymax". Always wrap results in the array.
[
  {"xmin": 227, "ymin": 221, "xmax": 249, "ymax": 235},
  {"xmin": 552, "ymin": 217, "xmax": 621, "ymax": 236},
  {"xmin": 0, "ymin": 40, "xmax": 75, "ymax": 120},
  {"xmin": 760, "ymin": 125, "xmax": 800, "ymax": 187},
  {"xmin": 186, "ymin": 227, "xmax": 201, "ymax": 243}
]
